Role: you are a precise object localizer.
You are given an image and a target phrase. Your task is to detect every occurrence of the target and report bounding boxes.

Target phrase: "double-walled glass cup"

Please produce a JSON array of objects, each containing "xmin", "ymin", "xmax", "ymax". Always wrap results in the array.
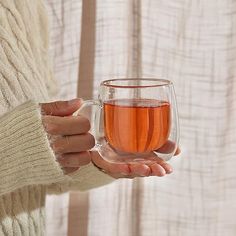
[{"xmin": 77, "ymin": 78, "xmax": 179, "ymax": 164}]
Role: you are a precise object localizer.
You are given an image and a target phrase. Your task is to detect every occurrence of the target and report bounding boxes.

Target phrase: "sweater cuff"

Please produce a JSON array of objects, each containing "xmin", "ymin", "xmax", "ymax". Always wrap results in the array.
[
  {"xmin": 0, "ymin": 101, "xmax": 65, "ymax": 195},
  {"xmin": 68, "ymin": 163, "xmax": 115, "ymax": 191},
  {"xmin": 47, "ymin": 163, "xmax": 115, "ymax": 194}
]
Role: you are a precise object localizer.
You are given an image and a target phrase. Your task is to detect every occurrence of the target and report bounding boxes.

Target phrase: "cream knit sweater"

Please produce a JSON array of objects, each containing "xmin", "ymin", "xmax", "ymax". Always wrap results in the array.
[{"xmin": 0, "ymin": 1, "xmax": 113, "ymax": 235}]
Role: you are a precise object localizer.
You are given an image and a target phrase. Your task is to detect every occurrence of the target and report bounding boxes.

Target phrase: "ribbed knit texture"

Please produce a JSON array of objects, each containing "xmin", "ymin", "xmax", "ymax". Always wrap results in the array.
[
  {"xmin": 0, "ymin": 101, "xmax": 66, "ymax": 196},
  {"xmin": 0, "ymin": 1, "xmax": 114, "ymax": 235}
]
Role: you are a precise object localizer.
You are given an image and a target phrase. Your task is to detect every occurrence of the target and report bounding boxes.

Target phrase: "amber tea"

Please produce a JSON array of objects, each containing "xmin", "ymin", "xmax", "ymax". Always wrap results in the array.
[{"xmin": 104, "ymin": 99, "xmax": 171, "ymax": 153}]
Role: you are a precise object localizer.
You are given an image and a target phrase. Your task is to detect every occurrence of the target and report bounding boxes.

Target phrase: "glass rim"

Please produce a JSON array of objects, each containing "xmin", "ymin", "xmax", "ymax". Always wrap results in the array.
[{"xmin": 101, "ymin": 78, "xmax": 172, "ymax": 88}]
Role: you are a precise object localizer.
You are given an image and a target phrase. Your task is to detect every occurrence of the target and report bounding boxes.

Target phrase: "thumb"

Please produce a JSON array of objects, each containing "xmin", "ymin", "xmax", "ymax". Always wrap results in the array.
[{"xmin": 41, "ymin": 98, "xmax": 83, "ymax": 116}]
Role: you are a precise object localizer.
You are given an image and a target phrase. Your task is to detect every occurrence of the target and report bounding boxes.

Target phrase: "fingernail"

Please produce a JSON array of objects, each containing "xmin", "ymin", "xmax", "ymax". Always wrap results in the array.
[
  {"xmin": 162, "ymin": 163, "xmax": 173, "ymax": 174},
  {"xmin": 160, "ymin": 169, "xmax": 166, "ymax": 176},
  {"xmin": 68, "ymin": 98, "xmax": 82, "ymax": 106},
  {"xmin": 166, "ymin": 167, "xmax": 173, "ymax": 174}
]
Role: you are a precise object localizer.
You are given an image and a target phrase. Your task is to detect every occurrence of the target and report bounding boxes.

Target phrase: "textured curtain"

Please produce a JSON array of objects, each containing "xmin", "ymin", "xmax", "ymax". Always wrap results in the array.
[{"xmin": 45, "ymin": 0, "xmax": 236, "ymax": 235}]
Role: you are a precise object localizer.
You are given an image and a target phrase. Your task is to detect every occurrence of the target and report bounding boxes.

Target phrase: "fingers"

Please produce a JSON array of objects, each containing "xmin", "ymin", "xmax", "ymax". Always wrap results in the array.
[
  {"xmin": 41, "ymin": 98, "xmax": 94, "ymax": 175},
  {"xmin": 41, "ymin": 98, "xmax": 82, "ymax": 116},
  {"xmin": 129, "ymin": 164, "xmax": 150, "ymax": 177},
  {"xmin": 53, "ymin": 133, "xmax": 95, "ymax": 154},
  {"xmin": 91, "ymin": 151, "xmax": 174, "ymax": 178},
  {"xmin": 128, "ymin": 162, "xmax": 171, "ymax": 178},
  {"xmin": 149, "ymin": 163, "xmax": 166, "ymax": 176},
  {"xmin": 152, "ymin": 157, "xmax": 173, "ymax": 174},
  {"xmin": 43, "ymin": 115, "xmax": 90, "ymax": 135},
  {"xmin": 58, "ymin": 151, "xmax": 91, "ymax": 167}
]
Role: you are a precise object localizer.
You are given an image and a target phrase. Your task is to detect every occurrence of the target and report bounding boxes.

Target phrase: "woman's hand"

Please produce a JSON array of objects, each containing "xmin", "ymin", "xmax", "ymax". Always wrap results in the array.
[
  {"xmin": 91, "ymin": 145, "xmax": 180, "ymax": 179},
  {"xmin": 41, "ymin": 99, "xmax": 94, "ymax": 174}
]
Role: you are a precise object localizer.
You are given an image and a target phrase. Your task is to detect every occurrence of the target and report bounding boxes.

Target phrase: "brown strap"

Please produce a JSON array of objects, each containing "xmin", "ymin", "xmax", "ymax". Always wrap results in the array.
[
  {"xmin": 67, "ymin": 191, "xmax": 89, "ymax": 236},
  {"xmin": 127, "ymin": 0, "xmax": 142, "ymax": 78},
  {"xmin": 77, "ymin": 0, "xmax": 96, "ymax": 100},
  {"xmin": 69, "ymin": 1, "xmax": 96, "ymax": 234}
]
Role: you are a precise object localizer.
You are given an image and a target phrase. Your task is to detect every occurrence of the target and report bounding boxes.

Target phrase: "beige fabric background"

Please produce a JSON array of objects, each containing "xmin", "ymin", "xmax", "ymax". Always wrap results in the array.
[{"xmin": 45, "ymin": 0, "xmax": 236, "ymax": 235}]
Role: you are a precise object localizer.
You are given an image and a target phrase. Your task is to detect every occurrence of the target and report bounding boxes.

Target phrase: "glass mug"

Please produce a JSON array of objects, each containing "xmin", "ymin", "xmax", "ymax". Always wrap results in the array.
[{"xmin": 76, "ymin": 78, "xmax": 179, "ymax": 163}]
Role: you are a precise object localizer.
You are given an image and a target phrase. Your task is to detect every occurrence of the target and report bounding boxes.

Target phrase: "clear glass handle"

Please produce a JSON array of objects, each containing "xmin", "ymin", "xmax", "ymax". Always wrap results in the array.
[
  {"xmin": 74, "ymin": 100, "xmax": 101, "ymax": 115},
  {"xmin": 73, "ymin": 100, "xmax": 103, "ymax": 143}
]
